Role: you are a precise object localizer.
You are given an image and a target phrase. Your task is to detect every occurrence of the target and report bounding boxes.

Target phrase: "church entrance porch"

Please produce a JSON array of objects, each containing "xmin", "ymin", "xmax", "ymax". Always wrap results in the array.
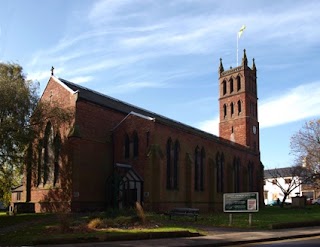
[{"xmin": 106, "ymin": 163, "xmax": 143, "ymax": 209}]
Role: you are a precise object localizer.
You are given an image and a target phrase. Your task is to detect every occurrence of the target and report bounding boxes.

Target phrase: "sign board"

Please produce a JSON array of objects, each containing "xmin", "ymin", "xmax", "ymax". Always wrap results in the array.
[{"xmin": 223, "ymin": 192, "xmax": 259, "ymax": 213}]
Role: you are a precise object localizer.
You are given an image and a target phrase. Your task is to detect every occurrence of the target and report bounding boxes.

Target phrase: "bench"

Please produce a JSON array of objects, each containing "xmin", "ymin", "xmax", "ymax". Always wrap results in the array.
[{"xmin": 168, "ymin": 207, "xmax": 199, "ymax": 221}]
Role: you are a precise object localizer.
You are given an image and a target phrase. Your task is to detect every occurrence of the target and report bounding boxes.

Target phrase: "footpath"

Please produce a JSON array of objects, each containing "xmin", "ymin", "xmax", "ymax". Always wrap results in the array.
[{"xmin": 36, "ymin": 226, "xmax": 320, "ymax": 247}]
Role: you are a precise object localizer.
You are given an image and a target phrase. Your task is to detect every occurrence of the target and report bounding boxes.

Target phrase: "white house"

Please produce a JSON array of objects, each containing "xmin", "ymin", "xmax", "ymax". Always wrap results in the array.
[{"xmin": 264, "ymin": 167, "xmax": 302, "ymax": 205}]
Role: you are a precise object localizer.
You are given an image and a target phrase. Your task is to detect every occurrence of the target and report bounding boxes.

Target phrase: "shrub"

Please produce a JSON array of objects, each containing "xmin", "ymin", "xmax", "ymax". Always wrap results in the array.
[
  {"xmin": 135, "ymin": 202, "xmax": 146, "ymax": 224},
  {"xmin": 88, "ymin": 218, "xmax": 104, "ymax": 229}
]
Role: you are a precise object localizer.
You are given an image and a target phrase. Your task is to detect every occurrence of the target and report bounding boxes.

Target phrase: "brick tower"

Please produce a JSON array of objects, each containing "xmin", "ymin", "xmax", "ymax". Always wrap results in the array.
[{"xmin": 218, "ymin": 49, "xmax": 259, "ymax": 152}]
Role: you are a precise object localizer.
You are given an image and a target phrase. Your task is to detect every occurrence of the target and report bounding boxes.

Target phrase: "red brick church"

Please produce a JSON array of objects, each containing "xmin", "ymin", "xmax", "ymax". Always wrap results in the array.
[{"xmin": 22, "ymin": 50, "xmax": 263, "ymax": 213}]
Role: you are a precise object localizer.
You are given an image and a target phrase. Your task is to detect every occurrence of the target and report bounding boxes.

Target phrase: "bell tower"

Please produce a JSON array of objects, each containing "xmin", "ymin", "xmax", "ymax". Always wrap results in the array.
[{"xmin": 218, "ymin": 49, "xmax": 259, "ymax": 152}]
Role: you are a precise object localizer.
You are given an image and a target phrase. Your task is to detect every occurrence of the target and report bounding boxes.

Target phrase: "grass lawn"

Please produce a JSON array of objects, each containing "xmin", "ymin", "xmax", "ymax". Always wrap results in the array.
[{"xmin": 0, "ymin": 206, "xmax": 320, "ymax": 245}]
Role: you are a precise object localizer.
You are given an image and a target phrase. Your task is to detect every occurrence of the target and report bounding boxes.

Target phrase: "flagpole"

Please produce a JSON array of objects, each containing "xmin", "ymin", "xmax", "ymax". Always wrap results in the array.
[
  {"xmin": 237, "ymin": 25, "xmax": 246, "ymax": 66},
  {"xmin": 237, "ymin": 32, "xmax": 239, "ymax": 66}
]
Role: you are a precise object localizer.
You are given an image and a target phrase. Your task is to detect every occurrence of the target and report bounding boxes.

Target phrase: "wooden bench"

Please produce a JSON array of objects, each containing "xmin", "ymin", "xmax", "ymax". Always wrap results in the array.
[{"xmin": 168, "ymin": 207, "xmax": 199, "ymax": 221}]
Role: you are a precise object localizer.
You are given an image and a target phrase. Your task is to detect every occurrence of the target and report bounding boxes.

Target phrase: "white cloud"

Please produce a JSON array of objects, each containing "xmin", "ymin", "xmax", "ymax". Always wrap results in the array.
[
  {"xmin": 26, "ymin": 70, "xmax": 51, "ymax": 81},
  {"xmin": 197, "ymin": 117, "xmax": 219, "ymax": 136},
  {"xmin": 259, "ymin": 81, "xmax": 320, "ymax": 128},
  {"xmin": 106, "ymin": 81, "xmax": 168, "ymax": 94},
  {"xmin": 68, "ymin": 76, "xmax": 94, "ymax": 84}
]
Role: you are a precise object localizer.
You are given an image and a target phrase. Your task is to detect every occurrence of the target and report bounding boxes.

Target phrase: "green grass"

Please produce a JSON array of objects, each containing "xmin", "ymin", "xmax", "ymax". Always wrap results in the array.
[{"xmin": 1, "ymin": 206, "xmax": 320, "ymax": 245}]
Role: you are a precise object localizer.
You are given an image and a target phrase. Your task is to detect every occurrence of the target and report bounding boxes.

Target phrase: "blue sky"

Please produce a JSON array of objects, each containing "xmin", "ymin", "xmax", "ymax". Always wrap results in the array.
[{"xmin": 1, "ymin": 0, "xmax": 320, "ymax": 169}]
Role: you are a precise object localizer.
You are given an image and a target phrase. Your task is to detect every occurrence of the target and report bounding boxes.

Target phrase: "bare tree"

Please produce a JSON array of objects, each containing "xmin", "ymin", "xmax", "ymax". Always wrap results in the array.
[
  {"xmin": 265, "ymin": 166, "xmax": 310, "ymax": 207},
  {"xmin": 290, "ymin": 119, "xmax": 320, "ymax": 189}
]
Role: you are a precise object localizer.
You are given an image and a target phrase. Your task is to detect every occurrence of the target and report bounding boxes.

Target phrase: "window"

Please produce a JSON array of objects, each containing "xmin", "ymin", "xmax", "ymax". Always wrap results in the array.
[
  {"xmin": 37, "ymin": 141, "xmax": 43, "ymax": 186},
  {"xmin": 194, "ymin": 146, "xmax": 205, "ymax": 191},
  {"xmin": 230, "ymin": 102, "xmax": 234, "ymax": 116},
  {"xmin": 233, "ymin": 157, "xmax": 241, "ymax": 192},
  {"xmin": 200, "ymin": 148, "xmax": 205, "ymax": 191},
  {"xmin": 237, "ymin": 100, "xmax": 241, "ymax": 114},
  {"xmin": 133, "ymin": 131, "xmax": 139, "ymax": 158},
  {"xmin": 222, "ymin": 80, "xmax": 227, "ymax": 95},
  {"xmin": 194, "ymin": 146, "xmax": 199, "ymax": 191},
  {"xmin": 173, "ymin": 140, "xmax": 179, "ymax": 189},
  {"xmin": 124, "ymin": 134, "xmax": 130, "ymax": 158},
  {"xmin": 167, "ymin": 139, "xmax": 179, "ymax": 190},
  {"xmin": 53, "ymin": 133, "xmax": 61, "ymax": 186},
  {"xmin": 223, "ymin": 104, "xmax": 227, "ymax": 118},
  {"xmin": 285, "ymin": 178, "xmax": 292, "ymax": 184},
  {"xmin": 43, "ymin": 122, "xmax": 54, "ymax": 185},
  {"xmin": 248, "ymin": 162, "xmax": 254, "ymax": 191},
  {"xmin": 16, "ymin": 192, "xmax": 21, "ymax": 201},
  {"xmin": 230, "ymin": 78, "xmax": 234, "ymax": 93},
  {"xmin": 146, "ymin": 131, "xmax": 150, "ymax": 147},
  {"xmin": 166, "ymin": 138, "xmax": 172, "ymax": 189},
  {"xmin": 216, "ymin": 152, "xmax": 224, "ymax": 193},
  {"xmin": 237, "ymin": 76, "xmax": 241, "ymax": 91}
]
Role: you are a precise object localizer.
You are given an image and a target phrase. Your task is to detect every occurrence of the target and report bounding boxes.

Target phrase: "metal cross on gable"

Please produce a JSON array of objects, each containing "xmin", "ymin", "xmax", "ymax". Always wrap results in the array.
[{"xmin": 51, "ymin": 66, "xmax": 54, "ymax": 76}]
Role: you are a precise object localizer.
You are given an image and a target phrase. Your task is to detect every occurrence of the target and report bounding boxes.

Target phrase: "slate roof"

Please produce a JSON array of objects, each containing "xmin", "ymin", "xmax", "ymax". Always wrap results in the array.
[
  {"xmin": 264, "ymin": 167, "xmax": 295, "ymax": 179},
  {"xmin": 59, "ymin": 78, "xmax": 253, "ymax": 152}
]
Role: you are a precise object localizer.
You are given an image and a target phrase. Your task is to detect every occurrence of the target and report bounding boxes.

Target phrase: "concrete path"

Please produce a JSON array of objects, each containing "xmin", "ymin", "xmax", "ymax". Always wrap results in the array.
[{"xmin": 36, "ymin": 226, "xmax": 320, "ymax": 247}]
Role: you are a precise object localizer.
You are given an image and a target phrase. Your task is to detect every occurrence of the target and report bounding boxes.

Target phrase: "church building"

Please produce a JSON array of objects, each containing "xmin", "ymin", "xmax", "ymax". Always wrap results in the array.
[{"xmin": 24, "ymin": 50, "xmax": 263, "ymax": 213}]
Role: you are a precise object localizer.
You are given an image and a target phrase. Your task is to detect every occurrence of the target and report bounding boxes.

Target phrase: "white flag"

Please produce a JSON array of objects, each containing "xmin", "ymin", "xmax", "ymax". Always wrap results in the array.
[{"xmin": 238, "ymin": 25, "xmax": 246, "ymax": 38}]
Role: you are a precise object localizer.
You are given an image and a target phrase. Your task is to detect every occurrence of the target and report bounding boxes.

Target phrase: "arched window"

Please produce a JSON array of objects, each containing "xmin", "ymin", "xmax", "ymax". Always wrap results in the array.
[
  {"xmin": 200, "ymin": 148, "xmax": 205, "ymax": 191},
  {"xmin": 233, "ymin": 157, "xmax": 241, "ymax": 192},
  {"xmin": 124, "ymin": 134, "xmax": 130, "ymax": 158},
  {"xmin": 237, "ymin": 100, "xmax": 241, "ymax": 114},
  {"xmin": 216, "ymin": 152, "xmax": 224, "ymax": 193},
  {"xmin": 194, "ymin": 146, "xmax": 200, "ymax": 191},
  {"xmin": 166, "ymin": 138, "xmax": 172, "ymax": 189},
  {"xmin": 133, "ymin": 131, "xmax": 139, "ymax": 158},
  {"xmin": 173, "ymin": 140, "xmax": 179, "ymax": 189},
  {"xmin": 37, "ymin": 140, "xmax": 43, "ymax": 186},
  {"xmin": 231, "ymin": 102, "xmax": 234, "ymax": 116},
  {"xmin": 237, "ymin": 76, "xmax": 241, "ymax": 91},
  {"xmin": 53, "ymin": 133, "xmax": 61, "ymax": 186},
  {"xmin": 222, "ymin": 80, "xmax": 227, "ymax": 95},
  {"xmin": 230, "ymin": 78, "xmax": 234, "ymax": 93},
  {"xmin": 167, "ymin": 138, "xmax": 179, "ymax": 190},
  {"xmin": 43, "ymin": 122, "xmax": 54, "ymax": 185},
  {"xmin": 223, "ymin": 104, "xmax": 227, "ymax": 118},
  {"xmin": 248, "ymin": 162, "xmax": 254, "ymax": 191}
]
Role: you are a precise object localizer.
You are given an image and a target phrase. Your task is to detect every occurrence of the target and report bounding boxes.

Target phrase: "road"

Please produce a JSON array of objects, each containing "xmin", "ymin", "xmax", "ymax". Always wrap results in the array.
[{"xmin": 236, "ymin": 236, "xmax": 320, "ymax": 246}]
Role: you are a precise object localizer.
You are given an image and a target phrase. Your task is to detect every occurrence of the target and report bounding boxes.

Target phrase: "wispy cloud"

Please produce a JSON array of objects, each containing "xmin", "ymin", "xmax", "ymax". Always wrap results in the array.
[
  {"xmin": 68, "ymin": 76, "xmax": 94, "ymax": 84},
  {"xmin": 25, "ymin": 0, "xmax": 320, "ymax": 96},
  {"xmin": 259, "ymin": 81, "xmax": 320, "ymax": 128},
  {"xmin": 106, "ymin": 81, "xmax": 169, "ymax": 94}
]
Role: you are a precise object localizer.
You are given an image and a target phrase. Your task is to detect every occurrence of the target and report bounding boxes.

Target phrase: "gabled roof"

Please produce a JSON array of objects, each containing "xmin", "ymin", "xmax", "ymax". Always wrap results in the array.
[
  {"xmin": 11, "ymin": 184, "xmax": 23, "ymax": 192},
  {"xmin": 58, "ymin": 78, "xmax": 253, "ymax": 152},
  {"xmin": 264, "ymin": 167, "xmax": 295, "ymax": 179},
  {"xmin": 59, "ymin": 78, "xmax": 219, "ymax": 140}
]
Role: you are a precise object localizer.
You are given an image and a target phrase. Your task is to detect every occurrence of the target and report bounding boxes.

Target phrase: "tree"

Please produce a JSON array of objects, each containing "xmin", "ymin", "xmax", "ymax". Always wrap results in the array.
[
  {"xmin": 265, "ymin": 166, "xmax": 311, "ymax": 207},
  {"xmin": 0, "ymin": 63, "xmax": 72, "ymax": 206},
  {"xmin": 265, "ymin": 166, "xmax": 310, "ymax": 207},
  {"xmin": 290, "ymin": 119, "xmax": 320, "ymax": 189},
  {"xmin": 0, "ymin": 63, "xmax": 38, "ymax": 206}
]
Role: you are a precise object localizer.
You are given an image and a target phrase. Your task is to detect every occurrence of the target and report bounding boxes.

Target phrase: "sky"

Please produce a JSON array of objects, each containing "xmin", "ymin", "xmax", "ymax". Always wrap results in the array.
[{"xmin": 1, "ymin": 0, "xmax": 320, "ymax": 169}]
